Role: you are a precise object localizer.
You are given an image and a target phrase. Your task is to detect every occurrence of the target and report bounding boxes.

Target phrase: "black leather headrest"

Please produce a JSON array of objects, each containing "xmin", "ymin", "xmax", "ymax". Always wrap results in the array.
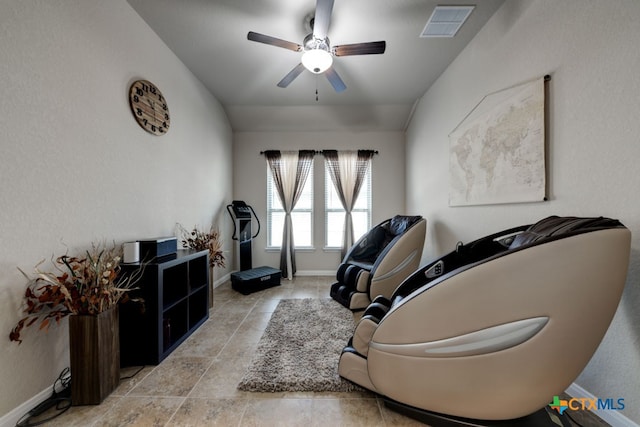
[
  {"xmin": 509, "ymin": 216, "xmax": 624, "ymax": 249},
  {"xmin": 388, "ymin": 215, "xmax": 422, "ymax": 236}
]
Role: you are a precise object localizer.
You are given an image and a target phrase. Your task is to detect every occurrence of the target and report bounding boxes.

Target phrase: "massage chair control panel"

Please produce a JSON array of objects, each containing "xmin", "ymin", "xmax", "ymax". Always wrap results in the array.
[{"xmin": 425, "ymin": 260, "xmax": 444, "ymax": 279}]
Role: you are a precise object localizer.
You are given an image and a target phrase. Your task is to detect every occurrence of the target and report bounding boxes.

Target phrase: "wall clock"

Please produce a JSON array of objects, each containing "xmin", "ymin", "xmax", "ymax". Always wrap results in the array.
[{"xmin": 129, "ymin": 80, "xmax": 170, "ymax": 135}]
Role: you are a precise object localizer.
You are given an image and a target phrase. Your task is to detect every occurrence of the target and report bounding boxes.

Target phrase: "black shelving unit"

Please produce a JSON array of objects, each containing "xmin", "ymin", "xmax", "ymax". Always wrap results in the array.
[{"xmin": 119, "ymin": 249, "xmax": 209, "ymax": 366}]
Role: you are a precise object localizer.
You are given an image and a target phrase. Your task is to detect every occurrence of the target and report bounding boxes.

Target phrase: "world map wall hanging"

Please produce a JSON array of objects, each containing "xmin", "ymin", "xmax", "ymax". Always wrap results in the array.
[{"xmin": 448, "ymin": 75, "xmax": 549, "ymax": 206}]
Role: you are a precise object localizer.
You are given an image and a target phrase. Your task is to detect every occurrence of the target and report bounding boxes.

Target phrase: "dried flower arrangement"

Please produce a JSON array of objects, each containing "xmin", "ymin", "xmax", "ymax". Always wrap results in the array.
[
  {"xmin": 9, "ymin": 242, "xmax": 144, "ymax": 344},
  {"xmin": 176, "ymin": 223, "xmax": 226, "ymax": 269}
]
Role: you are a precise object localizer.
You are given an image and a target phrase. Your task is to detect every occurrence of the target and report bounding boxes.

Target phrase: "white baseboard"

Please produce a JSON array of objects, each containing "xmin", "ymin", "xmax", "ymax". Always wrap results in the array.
[
  {"xmin": 294, "ymin": 270, "xmax": 335, "ymax": 276},
  {"xmin": 0, "ymin": 386, "xmax": 51, "ymax": 427},
  {"xmin": 565, "ymin": 383, "xmax": 639, "ymax": 427},
  {"xmin": 212, "ymin": 272, "xmax": 231, "ymax": 288}
]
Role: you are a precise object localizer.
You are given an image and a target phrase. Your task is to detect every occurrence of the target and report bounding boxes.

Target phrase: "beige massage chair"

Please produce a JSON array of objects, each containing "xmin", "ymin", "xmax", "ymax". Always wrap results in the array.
[
  {"xmin": 338, "ymin": 216, "xmax": 631, "ymax": 426},
  {"xmin": 330, "ymin": 215, "xmax": 426, "ymax": 310}
]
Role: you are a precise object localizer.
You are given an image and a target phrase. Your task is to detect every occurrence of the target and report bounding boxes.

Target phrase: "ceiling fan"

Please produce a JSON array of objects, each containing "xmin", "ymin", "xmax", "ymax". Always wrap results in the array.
[{"xmin": 247, "ymin": 0, "xmax": 386, "ymax": 93}]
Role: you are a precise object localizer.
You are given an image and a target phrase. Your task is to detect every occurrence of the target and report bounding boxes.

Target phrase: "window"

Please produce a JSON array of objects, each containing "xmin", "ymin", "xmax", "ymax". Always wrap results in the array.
[
  {"xmin": 266, "ymin": 166, "xmax": 314, "ymax": 248},
  {"xmin": 325, "ymin": 166, "xmax": 371, "ymax": 248}
]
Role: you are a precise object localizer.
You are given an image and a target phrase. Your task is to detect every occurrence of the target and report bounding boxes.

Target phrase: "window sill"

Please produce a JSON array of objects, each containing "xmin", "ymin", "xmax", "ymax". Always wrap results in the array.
[{"xmin": 266, "ymin": 247, "xmax": 316, "ymax": 252}]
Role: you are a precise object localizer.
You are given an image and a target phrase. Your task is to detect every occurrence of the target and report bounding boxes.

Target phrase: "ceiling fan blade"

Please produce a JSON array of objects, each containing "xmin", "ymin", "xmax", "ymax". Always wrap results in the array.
[
  {"xmin": 333, "ymin": 41, "xmax": 386, "ymax": 57},
  {"xmin": 313, "ymin": 0, "xmax": 334, "ymax": 39},
  {"xmin": 325, "ymin": 66, "xmax": 346, "ymax": 93},
  {"xmin": 247, "ymin": 31, "xmax": 302, "ymax": 52},
  {"xmin": 277, "ymin": 63, "xmax": 306, "ymax": 88}
]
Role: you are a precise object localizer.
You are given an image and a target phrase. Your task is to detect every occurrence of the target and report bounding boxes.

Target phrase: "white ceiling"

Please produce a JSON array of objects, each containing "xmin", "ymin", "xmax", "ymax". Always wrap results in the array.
[{"xmin": 126, "ymin": 0, "xmax": 505, "ymax": 131}]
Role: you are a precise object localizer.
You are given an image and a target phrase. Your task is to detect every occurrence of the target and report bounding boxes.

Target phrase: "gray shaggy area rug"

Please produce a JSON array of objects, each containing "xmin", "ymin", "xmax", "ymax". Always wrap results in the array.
[{"xmin": 237, "ymin": 298, "xmax": 365, "ymax": 393}]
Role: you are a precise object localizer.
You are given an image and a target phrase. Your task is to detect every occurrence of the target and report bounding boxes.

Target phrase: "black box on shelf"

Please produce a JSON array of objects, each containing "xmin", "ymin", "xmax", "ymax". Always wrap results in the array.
[{"xmin": 139, "ymin": 237, "xmax": 177, "ymax": 260}]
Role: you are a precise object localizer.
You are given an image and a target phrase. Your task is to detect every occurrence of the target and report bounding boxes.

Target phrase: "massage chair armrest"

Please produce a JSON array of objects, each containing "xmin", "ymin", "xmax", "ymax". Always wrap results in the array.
[{"xmin": 368, "ymin": 218, "xmax": 426, "ymax": 300}]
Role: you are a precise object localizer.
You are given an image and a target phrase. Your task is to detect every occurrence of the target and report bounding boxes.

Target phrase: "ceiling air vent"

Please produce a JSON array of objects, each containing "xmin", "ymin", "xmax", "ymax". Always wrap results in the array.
[{"xmin": 420, "ymin": 5, "xmax": 475, "ymax": 38}]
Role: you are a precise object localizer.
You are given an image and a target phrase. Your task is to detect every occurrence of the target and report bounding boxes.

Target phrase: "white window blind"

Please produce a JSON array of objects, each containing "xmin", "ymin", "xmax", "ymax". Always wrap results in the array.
[
  {"xmin": 267, "ymin": 166, "xmax": 314, "ymax": 248},
  {"xmin": 325, "ymin": 165, "xmax": 371, "ymax": 248}
]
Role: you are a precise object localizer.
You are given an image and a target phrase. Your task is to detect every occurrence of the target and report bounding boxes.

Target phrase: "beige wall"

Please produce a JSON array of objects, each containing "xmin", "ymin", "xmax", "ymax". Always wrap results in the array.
[
  {"xmin": 232, "ymin": 131, "xmax": 407, "ymax": 273},
  {"xmin": 0, "ymin": 0, "xmax": 233, "ymax": 418},
  {"xmin": 406, "ymin": 0, "xmax": 640, "ymax": 422}
]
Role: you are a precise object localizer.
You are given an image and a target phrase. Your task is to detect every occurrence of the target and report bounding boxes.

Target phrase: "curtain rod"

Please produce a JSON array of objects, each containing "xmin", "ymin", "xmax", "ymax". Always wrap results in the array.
[{"xmin": 259, "ymin": 150, "xmax": 379, "ymax": 155}]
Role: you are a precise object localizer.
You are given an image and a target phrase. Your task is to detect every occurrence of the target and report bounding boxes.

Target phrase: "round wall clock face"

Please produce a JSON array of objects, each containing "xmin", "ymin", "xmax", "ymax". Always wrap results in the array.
[{"xmin": 129, "ymin": 80, "xmax": 170, "ymax": 135}]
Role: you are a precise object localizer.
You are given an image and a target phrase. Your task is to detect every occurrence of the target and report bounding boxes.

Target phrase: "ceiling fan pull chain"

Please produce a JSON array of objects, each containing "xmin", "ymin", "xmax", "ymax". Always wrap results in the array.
[{"xmin": 315, "ymin": 76, "xmax": 319, "ymax": 102}]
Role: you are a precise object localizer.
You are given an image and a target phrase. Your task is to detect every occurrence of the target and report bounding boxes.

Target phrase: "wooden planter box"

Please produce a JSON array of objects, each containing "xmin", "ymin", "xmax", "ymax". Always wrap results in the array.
[{"xmin": 69, "ymin": 307, "xmax": 120, "ymax": 405}]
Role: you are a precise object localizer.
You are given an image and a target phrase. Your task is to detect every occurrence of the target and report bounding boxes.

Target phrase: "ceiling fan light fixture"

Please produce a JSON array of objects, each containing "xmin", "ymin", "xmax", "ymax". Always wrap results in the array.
[{"xmin": 301, "ymin": 48, "xmax": 333, "ymax": 74}]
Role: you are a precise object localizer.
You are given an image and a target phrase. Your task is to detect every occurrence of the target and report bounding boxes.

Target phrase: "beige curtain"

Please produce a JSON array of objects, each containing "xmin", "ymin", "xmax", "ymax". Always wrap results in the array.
[
  {"xmin": 324, "ymin": 150, "xmax": 375, "ymax": 259},
  {"xmin": 265, "ymin": 150, "xmax": 315, "ymax": 279}
]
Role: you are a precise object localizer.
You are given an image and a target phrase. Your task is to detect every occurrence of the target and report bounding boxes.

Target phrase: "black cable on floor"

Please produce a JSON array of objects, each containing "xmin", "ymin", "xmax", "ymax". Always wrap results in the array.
[
  {"xmin": 15, "ymin": 364, "xmax": 146, "ymax": 426},
  {"xmin": 16, "ymin": 367, "xmax": 72, "ymax": 427},
  {"xmin": 120, "ymin": 365, "xmax": 145, "ymax": 380}
]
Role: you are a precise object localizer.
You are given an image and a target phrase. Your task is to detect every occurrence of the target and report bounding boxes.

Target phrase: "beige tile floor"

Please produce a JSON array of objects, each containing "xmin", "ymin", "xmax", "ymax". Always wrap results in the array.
[{"xmin": 39, "ymin": 276, "xmax": 608, "ymax": 426}]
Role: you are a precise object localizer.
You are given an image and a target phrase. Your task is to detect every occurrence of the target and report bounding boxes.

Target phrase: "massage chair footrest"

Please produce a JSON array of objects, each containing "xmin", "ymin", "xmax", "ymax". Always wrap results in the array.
[
  {"xmin": 330, "ymin": 282, "xmax": 370, "ymax": 310},
  {"xmin": 370, "ymin": 295, "xmax": 391, "ymax": 308},
  {"xmin": 362, "ymin": 301, "xmax": 390, "ymax": 321},
  {"xmin": 383, "ymin": 399, "xmax": 571, "ymax": 427},
  {"xmin": 330, "ymin": 282, "xmax": 353, "ymax": 308}
]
